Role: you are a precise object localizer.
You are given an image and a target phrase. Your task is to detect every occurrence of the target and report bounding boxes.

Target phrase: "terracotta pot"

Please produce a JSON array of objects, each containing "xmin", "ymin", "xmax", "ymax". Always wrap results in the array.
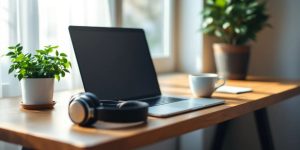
[{"xmin": 213, "ymin": 43, "xmax": 250, "ymax": 80}]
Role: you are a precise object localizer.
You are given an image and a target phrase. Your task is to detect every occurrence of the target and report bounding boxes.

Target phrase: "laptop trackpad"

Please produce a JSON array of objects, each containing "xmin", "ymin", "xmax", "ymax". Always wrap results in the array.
[{"xmin": 148, "ymin": 98, "xmax": 224, "ymax": 117}]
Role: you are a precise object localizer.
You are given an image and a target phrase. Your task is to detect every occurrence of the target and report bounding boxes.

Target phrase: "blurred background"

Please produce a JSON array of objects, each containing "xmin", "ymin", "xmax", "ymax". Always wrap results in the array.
[{"xmin": 0, "ymin": 0, "xmax": 299, "ymax": 150}]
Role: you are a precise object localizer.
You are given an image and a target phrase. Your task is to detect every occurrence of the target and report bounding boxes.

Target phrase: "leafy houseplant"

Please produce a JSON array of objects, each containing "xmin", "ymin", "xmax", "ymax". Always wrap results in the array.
[
  {"xmin": 5, "ymin": 44, "xmax": 71, "ymax": 107},
  {"xmin": 201, "ymin": 0, "xmax": 270, "ymax": 79}
]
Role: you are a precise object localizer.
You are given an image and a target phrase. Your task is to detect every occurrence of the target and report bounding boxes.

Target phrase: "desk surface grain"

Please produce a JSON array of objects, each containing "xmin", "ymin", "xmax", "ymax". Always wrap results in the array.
[{"xmin": 0, "ymin": 73, "xmax": 299, "ymax": 150}]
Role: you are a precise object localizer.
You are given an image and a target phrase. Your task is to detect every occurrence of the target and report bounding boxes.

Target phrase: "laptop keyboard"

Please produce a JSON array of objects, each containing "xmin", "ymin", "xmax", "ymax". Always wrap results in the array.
[{"xmin": 140, "ymin": 96, "xmax": 186, "ymax": 107}]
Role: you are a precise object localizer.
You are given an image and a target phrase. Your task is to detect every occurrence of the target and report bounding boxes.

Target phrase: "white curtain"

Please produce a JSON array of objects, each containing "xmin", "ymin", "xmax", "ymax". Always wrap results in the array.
[{"xmin": 0, "ymin": 0, "xmax": 112, "ymax": 97}]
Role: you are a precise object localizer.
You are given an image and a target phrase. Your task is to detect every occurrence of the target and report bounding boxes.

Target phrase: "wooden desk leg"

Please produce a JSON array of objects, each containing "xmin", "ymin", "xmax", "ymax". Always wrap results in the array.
[
  {"xmin": 210, "ymin": 120, "xmax": 230, "ymax": 150},
  {"xmin": 21, "ymin": 147, "xmax": 34, "ymax": 150},
  {"xmin": 254, "ymin": 108, "xmax": 275, "ymax": 150}
]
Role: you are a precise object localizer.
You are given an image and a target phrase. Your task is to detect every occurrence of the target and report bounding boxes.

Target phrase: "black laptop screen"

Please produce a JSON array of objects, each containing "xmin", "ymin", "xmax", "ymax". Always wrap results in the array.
[{"xmin": 69, "ymin": 26, "xmax": 161, "ymax": 100}]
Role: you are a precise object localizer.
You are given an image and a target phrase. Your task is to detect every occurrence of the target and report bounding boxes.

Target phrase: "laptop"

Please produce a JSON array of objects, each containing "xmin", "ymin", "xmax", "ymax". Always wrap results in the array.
[{"xmin": 69, "ymin": 26, "xmax": 224, "ymax": 117}]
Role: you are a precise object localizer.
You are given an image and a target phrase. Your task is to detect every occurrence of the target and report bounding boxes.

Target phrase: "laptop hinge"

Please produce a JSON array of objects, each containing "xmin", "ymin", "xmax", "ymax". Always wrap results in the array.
[{"xmin": 129, "ymin": 95, "xmax": 161, "ymax": 101}]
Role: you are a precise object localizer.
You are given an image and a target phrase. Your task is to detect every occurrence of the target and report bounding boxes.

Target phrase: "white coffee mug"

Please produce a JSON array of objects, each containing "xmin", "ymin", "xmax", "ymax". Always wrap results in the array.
[{"xmin": 189, "ymin": 73, "xmax": 226, "ymax": 97}]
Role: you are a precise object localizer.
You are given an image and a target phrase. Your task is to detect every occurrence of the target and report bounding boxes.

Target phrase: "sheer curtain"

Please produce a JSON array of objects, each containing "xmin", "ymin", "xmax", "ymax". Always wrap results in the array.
[{"xmin": 0, "ymin": 0, "xmax": 111, "ymax": 97}]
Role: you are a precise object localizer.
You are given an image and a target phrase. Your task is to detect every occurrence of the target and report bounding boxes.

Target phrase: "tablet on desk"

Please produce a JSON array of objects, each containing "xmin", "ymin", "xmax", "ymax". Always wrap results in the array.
[{"xmin": 216, "ymin": 86, "xmax": 253, "ymax": 94}]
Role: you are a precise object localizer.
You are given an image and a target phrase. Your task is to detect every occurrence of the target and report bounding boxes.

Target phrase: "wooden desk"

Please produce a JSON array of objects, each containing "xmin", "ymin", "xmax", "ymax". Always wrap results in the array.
[{"xmin": 0, "ymin": 73, "xmax": 299, "ymax": 150}]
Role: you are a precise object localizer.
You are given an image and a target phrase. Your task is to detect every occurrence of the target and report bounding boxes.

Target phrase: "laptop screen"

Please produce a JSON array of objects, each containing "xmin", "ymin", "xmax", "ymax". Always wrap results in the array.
[{"xmin": 69, "ymin": 26, "xmax": 161, "ymax": 100}]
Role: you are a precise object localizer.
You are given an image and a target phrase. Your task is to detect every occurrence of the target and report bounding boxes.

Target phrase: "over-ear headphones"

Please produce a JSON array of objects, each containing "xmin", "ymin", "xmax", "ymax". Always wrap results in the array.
[{"xmin": 68, "ymin": 92, "xmax": 149, "ymax": 126}]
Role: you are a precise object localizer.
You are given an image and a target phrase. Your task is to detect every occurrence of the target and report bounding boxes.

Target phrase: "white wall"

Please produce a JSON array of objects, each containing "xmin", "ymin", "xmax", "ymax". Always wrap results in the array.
[
  {"xmin": 175, "ymin": 0, "xmax": 203, "ymax": 74},
  {"xmin": 177, "ymin": 0, "xmax": 300, "ymax": 150},
  {"xmin": 141, "ymin": 0, "xmax": 204, "ymax": 149},
  {"xmin": 223, "ymin": 0, "xmax": 300, "ymax": 150},
  {"xmin": 248, "ymin": 0, "xmax": 300, "ymax": 79},
  {"xmin": 1, "ymin": 0, "xmax": 299, "ymax": 150}
]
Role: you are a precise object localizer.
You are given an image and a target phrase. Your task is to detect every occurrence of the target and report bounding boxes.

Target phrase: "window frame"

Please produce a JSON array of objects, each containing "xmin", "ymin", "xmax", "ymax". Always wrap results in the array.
[{"xmin": 110, "ymin": 0, "xmax": 176, "ymax": 73}]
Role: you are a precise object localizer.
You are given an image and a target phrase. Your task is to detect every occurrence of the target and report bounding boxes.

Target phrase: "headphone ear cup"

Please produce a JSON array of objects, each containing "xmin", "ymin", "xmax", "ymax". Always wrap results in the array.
[
  {"xmin": 69, "ymin": 92, "xmax": 99, "ymax": 126},
  {"xmin": 69, "ymin": 95, "xmax": 89, "ymax": 126},
  {"xmin": 83, "ymin": 92, "xmax": 100, "ymax": 107},
  {"xmin": 70, "ymin": 92, "xmax": 84, "ymax": 102},
  {"xmin": 79, "ymin": 93, "xmax": 99, "ymax": 126}
]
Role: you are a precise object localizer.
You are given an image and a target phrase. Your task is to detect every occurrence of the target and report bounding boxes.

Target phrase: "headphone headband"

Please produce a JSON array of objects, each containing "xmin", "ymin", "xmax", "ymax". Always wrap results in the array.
[{"xmin": 96, "ymin": 103, "xmax": 148, "ymax": 123}]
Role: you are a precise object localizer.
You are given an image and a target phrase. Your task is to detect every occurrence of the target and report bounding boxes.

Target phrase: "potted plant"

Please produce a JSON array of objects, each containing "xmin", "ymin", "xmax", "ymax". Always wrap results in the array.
[
  {"xmin": 201, "ymin": 0, "xmax": 270, "ymax": 79},
  {"xmin": 5, "ymin": 44, "xmax": 71, "ymax": 108}
]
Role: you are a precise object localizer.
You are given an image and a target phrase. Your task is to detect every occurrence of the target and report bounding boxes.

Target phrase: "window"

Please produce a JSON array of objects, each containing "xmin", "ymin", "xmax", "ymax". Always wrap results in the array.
[
  {"xmin": 115, "ymin": 0, "xmax": 175, "ymax": 72},
  {"xmin": 0, "ymin": 0, "xmax": 111, "ymax": 97},
  {"xmin": 123, "ymin": 0, "xmax": 165, "ymax": 56},
  {"xmin": 0, "ymin": 0, "xmax": 176, "ymax": 98}
]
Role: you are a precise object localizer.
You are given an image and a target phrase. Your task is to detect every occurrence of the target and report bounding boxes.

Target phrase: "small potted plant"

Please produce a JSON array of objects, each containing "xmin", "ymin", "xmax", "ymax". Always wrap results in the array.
[
  {"xmin": 5, "ymin": 44, "xmax": 71, "ymax": 109},
  {"xmin": 201, "ymin": 0, "xmax": 270, "ymax": 79}
]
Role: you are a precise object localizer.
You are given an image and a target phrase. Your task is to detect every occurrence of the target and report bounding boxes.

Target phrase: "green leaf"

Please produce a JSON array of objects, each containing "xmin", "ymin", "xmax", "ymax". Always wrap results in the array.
[
  {"xmin": 17, "ymin": 46, "xmax": 23, "ymax": 51},
  {"xmin": 214, "ymin": 29, "xmax": 223, "ymax": 37},
  {"xmin": 200, "ymin": 0, "xmax": 270, "ymax": 45},
  {"xmin": 202, "ymin": 25, "xmax": 215, "ymax": 34},
  {"xmin": 234, "ymin": 27, "xmax": 241, "ymax": 34},
  {"xmin": 61, "ymin": 71, "xmax": 65, "ymax": 77},
  {"xmin": 215, "ymin": 0, "xmax": 226, "ymax": 7},
  {"xmin": 225, "ymin": 5, "xmax": 234, "ymax": 14},
  {"xmin": 249, "ymin": 2, "xmax": 259, "ymax": 8},
  {"xmin": 222, "ymin": 22, "xmax": 230, "ymax": 30},
  {"xmin": 206, "ymin": 0, "xmax": 214, "ymax": 5},
  {"xmin": 5, "ymin": 43, "xmax": 71, "ymax": 81},
  {"xmin": 202, "ymin": 17, "xmax": 214, "ymax": 28},
  {"xmin": 36, "ymin": 50, "xmax": 44, "ymax": 54},
  {"xmin": 20, "ymin": 69, "xmax": 26, "ymax": 75},
  {"xmin": 17, "ymin": 74, "xmax": 23, "ymax": 80},
  {"xmin": 62, "ymin": 58, "xmax": 68, "ymax": 63},
  {"xmin": 63, "ymin": 69, "xmax": 70, "ymax": 73},
  {"xmin": 47, "ymin": 47, "xmax": 53, "ymax": 53},
  {"xmin": 239, "ymin": 26, "xmax": 247, "ymax": 35},
  {"xmin": 60, "ymin": 53, "xmax": 67, "ymax": 57},
  {"xmin": 52, "ymin": 45, "xmax": 59, "ymax": 49},
  {"xmin": 6, "ymin": 52, "xmax": 15, "ymax": 56},
  {"xmin": 55, "ymin": 74, "xmax": 60, "ymax": 81},
  {"xmin": 8, "ymin": 67, "xmax": 14, "ymax": 74},
  {"xmin": 245, "ymin": 15, "xmax": 256, "ymax": 21},
  {"xmin": 16, "ymin": 54, "xmax": 25, "ymax": 61}
]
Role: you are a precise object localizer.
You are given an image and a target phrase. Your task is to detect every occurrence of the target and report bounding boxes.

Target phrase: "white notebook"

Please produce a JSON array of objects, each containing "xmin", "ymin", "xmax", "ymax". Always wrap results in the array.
[{"xmin": 216, "ymin": 86, "xmax": 252, "ymax": 94}]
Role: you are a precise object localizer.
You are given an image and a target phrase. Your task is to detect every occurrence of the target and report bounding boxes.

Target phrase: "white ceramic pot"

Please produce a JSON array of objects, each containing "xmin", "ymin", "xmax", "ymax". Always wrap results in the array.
[{"xmin": 21, "ymin": 78, "xmax": 54, "ymax": 105}]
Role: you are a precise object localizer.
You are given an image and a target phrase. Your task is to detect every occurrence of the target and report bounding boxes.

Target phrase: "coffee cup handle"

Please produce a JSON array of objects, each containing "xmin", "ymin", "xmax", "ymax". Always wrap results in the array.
[{"xmin": 214, "ymin": 76, "xmax": 226, "ymax": 90}]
